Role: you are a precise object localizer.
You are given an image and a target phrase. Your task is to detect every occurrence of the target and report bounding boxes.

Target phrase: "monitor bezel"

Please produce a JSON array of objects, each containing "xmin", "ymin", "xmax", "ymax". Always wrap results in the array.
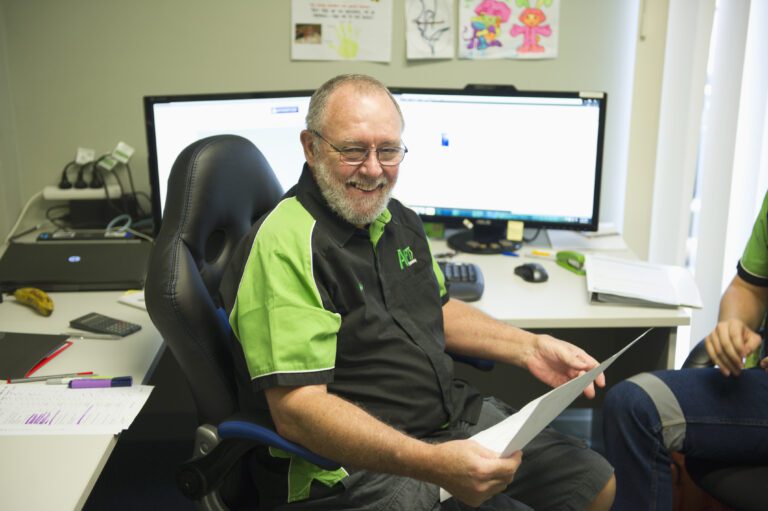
[{"xmin": 143, "ymin": 86, "xmax": 607, "ymax": 237}]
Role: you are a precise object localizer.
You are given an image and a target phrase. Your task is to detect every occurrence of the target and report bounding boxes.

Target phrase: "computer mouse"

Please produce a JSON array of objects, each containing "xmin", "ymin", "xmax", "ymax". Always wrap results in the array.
[{"xmin": 514, "ymin": 262, "xmax": 549, "ymax": 283}]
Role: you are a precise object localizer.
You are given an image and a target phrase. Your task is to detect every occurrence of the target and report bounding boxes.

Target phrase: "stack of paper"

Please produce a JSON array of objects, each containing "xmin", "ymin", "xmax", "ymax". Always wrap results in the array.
[{"xmin": 585, "ymin": 254, "xmax": 702, "ymax": 308}]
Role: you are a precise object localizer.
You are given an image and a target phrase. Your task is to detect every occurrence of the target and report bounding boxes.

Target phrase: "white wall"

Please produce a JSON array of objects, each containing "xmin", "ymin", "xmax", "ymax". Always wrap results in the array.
[
  {"xmin": 0, "ymin": 0, "xmax": 644, "ymax": 249},
  {"xmin": 624, "ymin": 0, "xmax": 669, "ymax": 259},
  {"xmin": 0, "ymin": 0, "xmax": 21, "ymax": 240}
]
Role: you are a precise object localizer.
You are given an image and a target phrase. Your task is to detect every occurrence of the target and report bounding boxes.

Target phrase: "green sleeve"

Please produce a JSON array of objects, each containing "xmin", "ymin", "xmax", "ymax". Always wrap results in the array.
[
  {"xmin": 229, "ymin": 198, "xmax": 341, "ymax": 382},
  {"xmin": 428, "ymin": 244, "xmax": 448, "ymax": 300},
  {"xmin": 739, "ymin": 192, "xmax": 768, "ymax": 283}
]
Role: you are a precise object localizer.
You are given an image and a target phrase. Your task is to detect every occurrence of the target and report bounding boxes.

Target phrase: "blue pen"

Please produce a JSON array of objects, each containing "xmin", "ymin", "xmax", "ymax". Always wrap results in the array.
[{"xmin": 502, "ymin": 251, "xmax": 519, "ymax": 257}]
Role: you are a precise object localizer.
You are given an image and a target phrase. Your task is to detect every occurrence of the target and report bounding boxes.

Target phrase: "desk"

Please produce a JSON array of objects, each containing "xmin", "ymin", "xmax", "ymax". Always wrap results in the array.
[
  {"xmin": 0, "ymin": 239, "xmax": 689, "ymax": 510},
  {"xmin": 0, "ymin": 289, "xmax": 163, "ymax": 511},
  {"xmin": 434, "ymin": 240, "xmax": 691, "ymax": 408}
]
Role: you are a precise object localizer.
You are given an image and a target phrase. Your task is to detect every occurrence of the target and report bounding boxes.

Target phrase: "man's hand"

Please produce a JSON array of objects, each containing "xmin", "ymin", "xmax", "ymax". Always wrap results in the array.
[
  {"xmin": 432, "ymin": 440, "xmax": 522, "ymax": 507},
  {"xmin": 524, "ymin": 334, "xmax": 606, "ymax": 398},
  {"xmin": 705, "ymin": 318, "xmax": 763, "ymax": 376}
]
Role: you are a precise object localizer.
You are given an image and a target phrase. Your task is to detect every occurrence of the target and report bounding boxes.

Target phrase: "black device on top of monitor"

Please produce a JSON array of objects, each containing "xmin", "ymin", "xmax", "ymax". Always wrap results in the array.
[{"xmin": 144, "ymin": 85, "xmax": 607, "ymax": 253}]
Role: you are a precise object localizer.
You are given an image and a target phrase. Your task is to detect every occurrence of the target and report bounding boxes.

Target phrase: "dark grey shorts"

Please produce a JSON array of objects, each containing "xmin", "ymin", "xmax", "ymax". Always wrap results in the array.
[
  {"xmin": 280, "ymin": 397, "xmax": 614, "ymax": 511},
  {"xmin": 454, "ymin": 397, "xmax": 615, "ymax": 511}
]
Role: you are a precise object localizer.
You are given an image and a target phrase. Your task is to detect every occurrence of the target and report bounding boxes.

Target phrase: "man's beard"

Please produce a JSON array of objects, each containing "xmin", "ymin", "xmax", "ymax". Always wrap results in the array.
[{"xmin": 313, "ymin": 159, "xmax": 394, "ymax": 226}]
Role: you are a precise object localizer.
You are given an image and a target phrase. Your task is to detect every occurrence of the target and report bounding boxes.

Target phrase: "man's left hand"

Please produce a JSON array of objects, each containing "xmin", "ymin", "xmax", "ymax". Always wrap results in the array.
[{"xmin": 525, "ymin": 334, "xmax": 605, "ymax": 398}]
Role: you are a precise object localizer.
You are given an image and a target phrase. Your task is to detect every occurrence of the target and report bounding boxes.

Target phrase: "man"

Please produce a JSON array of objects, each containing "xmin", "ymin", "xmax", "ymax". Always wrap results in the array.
[
  {"xmin": 225, "ymin": 74, "xmax": 615, "ymax": 510},
  {"xmin": 603, "ymin": 192, "xmax": 768, "ymax": 510}
]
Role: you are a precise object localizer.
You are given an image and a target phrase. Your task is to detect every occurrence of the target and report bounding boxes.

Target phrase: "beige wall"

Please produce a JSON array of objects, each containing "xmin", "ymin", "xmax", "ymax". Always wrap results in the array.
[
  {"xmin": 1, "ymin": 1, "xmax": 21, "ymax": 239},
  {"xmin": 1, "ymin": 0, "xmax": 648, "ymax": 251}
]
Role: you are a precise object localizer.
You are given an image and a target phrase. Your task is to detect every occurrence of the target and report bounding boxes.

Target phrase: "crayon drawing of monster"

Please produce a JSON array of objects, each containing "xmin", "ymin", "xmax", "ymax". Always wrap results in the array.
[
  {"xmin": 510, "ymin": 0, "xmax": 552, "ymax": 53},
  {"xmin": 465, "ymin": 0, "xmax": 511, "ymax": 51}
]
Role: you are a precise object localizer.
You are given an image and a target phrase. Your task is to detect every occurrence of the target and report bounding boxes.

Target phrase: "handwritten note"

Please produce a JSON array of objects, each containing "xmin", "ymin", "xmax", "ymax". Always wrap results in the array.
[{"xmin": 0, "ymin": 384, "xmax": 153, "ymax": 435}]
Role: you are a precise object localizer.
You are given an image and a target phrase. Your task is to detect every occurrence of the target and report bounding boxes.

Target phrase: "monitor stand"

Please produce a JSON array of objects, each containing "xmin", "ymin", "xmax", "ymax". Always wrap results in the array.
[{"xmin": 447, "ymin": 224, "xmax": 522, "ymax": 254}]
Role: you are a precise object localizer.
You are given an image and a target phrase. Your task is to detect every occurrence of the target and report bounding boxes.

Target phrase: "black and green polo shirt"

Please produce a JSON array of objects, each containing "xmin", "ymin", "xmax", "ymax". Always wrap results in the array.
[
  {"xmin": 738, "ymin": 191, "xmax": 768, "ymax": 286},
  {"xmin": 227, "ymin": 165, "xmax": 481, "ymax": 503}
]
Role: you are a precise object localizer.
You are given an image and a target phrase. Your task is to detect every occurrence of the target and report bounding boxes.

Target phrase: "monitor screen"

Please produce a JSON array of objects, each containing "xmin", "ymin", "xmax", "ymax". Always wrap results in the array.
[{"xmin": 144, "ymin": 86, "xmax": 606, "ymax": 252}]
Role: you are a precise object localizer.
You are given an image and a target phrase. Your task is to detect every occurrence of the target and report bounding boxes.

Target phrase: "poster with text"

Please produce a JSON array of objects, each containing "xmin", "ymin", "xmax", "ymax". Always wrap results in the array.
[
  {"xmin": 405, "ymin": 0, "xmax": 455, "ymax": 60},
  {"xmin": 291, "ymin": 0, "xmax": 393, "ymax": 62},
  {"xmin": 458, "ymin": 0, "xmax": 559, "ymax": 60}
]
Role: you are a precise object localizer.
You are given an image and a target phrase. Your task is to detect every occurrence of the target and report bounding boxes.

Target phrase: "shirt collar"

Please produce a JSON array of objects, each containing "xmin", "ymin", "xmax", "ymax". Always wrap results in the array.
[{"xmin": 296, "ymin": 163, "xmax": 392, "ymax": 247}]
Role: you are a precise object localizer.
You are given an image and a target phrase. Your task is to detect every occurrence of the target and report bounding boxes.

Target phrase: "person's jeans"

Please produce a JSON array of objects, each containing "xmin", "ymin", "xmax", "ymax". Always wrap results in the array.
[{"xmin": 602, "ymin": 367, "xmax": 768, "ymax": 511}]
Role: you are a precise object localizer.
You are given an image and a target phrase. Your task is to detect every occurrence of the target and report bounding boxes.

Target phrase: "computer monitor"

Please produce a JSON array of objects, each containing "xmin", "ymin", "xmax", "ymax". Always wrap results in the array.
[
  {"xmin": 144, "ymin": 90, "xmax": 314, "ymax": 233},
  {"xmin": 391, "ymin": 86, "xmax": 606, "ymax": 253},
  {"xmin": 144, "ymin": 86, "xmax": 606, "ymax": 253}
]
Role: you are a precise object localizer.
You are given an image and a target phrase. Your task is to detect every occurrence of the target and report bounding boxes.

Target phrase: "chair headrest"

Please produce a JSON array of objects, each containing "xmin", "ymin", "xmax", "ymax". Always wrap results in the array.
[{"xmin": 145, "ymin": 134, "xmax": 284, "ymax": 424}]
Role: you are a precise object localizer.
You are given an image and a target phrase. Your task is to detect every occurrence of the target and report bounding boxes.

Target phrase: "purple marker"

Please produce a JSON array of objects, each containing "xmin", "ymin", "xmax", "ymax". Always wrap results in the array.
[{"xmin": 69, "ymin": 376, "xmax": 132, "ymax": 389}]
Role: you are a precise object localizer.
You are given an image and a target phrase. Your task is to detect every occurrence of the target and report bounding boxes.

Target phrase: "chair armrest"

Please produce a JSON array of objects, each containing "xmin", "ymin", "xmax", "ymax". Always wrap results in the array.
[
  {"xmin": 448, "ymin": 352, "xmax": 495, "ymax": 371},
  {"xmin": 176, "ymin": 420, "xmax": 339, "ymax": 502},
  {"xmin": 682, "ymin": 339, "xmax": 713, "ymax": 369},
  {"xmin": 218, "ymin": 420, "xmax": 340, "ymax": 470}
]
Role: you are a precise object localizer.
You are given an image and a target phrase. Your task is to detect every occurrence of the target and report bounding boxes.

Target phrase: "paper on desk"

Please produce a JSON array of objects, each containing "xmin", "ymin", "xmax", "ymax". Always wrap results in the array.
[
  {"xmin": 585, "ymin": 255, "xmax": 702, "ymax": 308},
  {"xmin": 440, "ymin": 329, "xmax": 652, "ymax": 502},
  {"xmin": 0, "ymin": 384, "xmax": 153, "ymax": 435},
  {"xmin": 118, "ymin": 290, "xmax": 146, "ymax": 311}
]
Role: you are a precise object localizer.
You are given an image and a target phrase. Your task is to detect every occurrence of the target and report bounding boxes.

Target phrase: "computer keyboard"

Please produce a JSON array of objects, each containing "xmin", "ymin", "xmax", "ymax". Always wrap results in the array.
[{"xmin": 438, "ymin": 261, "xmax": 485, "ymax": 302}]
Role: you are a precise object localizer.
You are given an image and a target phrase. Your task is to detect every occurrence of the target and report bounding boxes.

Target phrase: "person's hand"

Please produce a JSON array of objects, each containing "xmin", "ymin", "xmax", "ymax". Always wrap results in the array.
[
  {"xmin": 524, "ymin": 334, "xmax": 605, "ymax": 398},
  {"xmin": 431, "ymin": 440, "xmax": 522, "ymax": 507},
  {"xmin": 705, "ymin": 318, "xmax": 762, "ymax": 376}
]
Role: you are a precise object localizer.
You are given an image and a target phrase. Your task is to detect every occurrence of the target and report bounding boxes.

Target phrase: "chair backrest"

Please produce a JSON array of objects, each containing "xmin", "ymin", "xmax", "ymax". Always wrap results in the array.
[{"xmin": 145, "ymin": 134, "xmax": 283, "ymax": 426}]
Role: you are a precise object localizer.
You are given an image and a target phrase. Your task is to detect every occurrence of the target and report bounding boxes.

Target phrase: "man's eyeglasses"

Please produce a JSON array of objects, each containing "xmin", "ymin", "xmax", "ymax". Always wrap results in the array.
[{"xmin": 310, "ymin": 130, "xmax": 408, "ymax": 166}]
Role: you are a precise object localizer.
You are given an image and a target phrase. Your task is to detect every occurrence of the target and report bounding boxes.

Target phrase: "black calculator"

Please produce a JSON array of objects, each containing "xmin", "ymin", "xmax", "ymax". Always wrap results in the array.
[{"xmin": 69, "ymin": 312, "xmax": 142, "ymax": 337}]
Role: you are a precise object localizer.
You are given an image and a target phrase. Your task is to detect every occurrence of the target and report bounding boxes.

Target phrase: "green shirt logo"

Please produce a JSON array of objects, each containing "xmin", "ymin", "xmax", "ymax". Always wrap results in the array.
[{"xmin": 397, "ymin": 246, "xmax": 417, "ymax": 270}]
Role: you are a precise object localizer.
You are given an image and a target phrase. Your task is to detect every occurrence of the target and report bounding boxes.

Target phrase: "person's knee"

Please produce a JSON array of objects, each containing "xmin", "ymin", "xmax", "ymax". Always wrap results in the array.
[
  {"xmin": 603, "ymin": 379, "xmax": 653, "ymax": 424},
  {"xmin": 603, "ymin": 378, "xmax": 663, "ymax": 446}
]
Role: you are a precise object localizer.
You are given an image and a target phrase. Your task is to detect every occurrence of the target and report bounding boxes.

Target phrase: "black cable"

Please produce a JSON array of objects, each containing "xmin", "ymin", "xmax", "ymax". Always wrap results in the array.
[
  {"xmin": 45, "ymin": 204, "xmax": 71, "ymax": 229},
  {"xmin": 73, "ymin": 162, "xmax": 89, "ymax": 189},
  {"xmin": 93, "ymin": 155, "xmax": 126, "ymax": 216},
  {"xmin": 58, "ymin": 161, "xmax": 79, "ymax": 189},
  {"xmin": 122, "ymin": 162, "xmax": 146, "ymax": 218},
  {"xmin": 96, "ymin": 166, "xmax": 126, "ymax": 216},
  {"xmin": 523, "ymin": 228, "xmax": 542, "ymax": 243},
  {"xmin": 88, "ymin": 161, "xmax": 104, "ymax": 188},
  {"xmin": 109, "ymin": 167, "xmax": 129, "ymax": 211},
  {"xmin": 135, "ymin": 191, "xmax": 151, "ymax": 210}
]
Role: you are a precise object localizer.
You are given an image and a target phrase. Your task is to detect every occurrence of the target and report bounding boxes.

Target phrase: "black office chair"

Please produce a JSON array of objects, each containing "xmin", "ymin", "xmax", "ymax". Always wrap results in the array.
[
  {"xmin": 678, "ymin": 339, "xmax": 768, "ymax": 511},
  {"xmin": 144, "ymin": 135, "xmax": 338, "ymax": 510}
]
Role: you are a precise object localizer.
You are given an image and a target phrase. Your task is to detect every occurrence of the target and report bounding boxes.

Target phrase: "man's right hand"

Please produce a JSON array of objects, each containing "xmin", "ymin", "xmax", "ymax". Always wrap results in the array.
[
  {"xmin": 705, "ymin": 318, "xmax": 763, "ymax": 376},
  {"xmin": 430, "ymin": 439, "xmax": 522, "ymax": 507}
]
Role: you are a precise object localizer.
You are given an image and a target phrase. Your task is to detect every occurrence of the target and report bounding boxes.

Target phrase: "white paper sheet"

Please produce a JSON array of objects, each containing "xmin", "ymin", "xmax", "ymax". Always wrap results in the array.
[
  {"xmin": 458, "ymin": 0, "xmax": 560, "ymax": 60},
  {"xmin": 405, "ymin": 0, "xmax": 454, "ymax": 59},
  {"xmin": 0, "ymin": 384, "xmax": 153, "ymax": 435},
  {"xmin": 291, "ymin": 0, "xmax": 393, "ymax": 62},
  {"xmin": 440, "ymin": 329, "xmax": 652, "ymax": 501}
]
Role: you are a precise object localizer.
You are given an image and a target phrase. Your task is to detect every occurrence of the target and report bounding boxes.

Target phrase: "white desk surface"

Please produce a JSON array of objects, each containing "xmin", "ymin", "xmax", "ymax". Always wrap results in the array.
[
  {"xmin": 0, "ymin": 289, "xmax": 163, "ymax": 511},
  {"xmin": 432, "ymin": 240, "xmax": 691, "ymax": 330}
]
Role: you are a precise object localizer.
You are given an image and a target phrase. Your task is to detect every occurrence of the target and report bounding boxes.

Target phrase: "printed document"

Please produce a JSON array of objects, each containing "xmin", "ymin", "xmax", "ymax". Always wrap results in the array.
[
  {"xmin": 440, "ymin": 329, "xmax": 652, "ymax": 502},
  {"xmin": 585, "ymin": 255, "xmax": 702, "ymax": 308}
]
